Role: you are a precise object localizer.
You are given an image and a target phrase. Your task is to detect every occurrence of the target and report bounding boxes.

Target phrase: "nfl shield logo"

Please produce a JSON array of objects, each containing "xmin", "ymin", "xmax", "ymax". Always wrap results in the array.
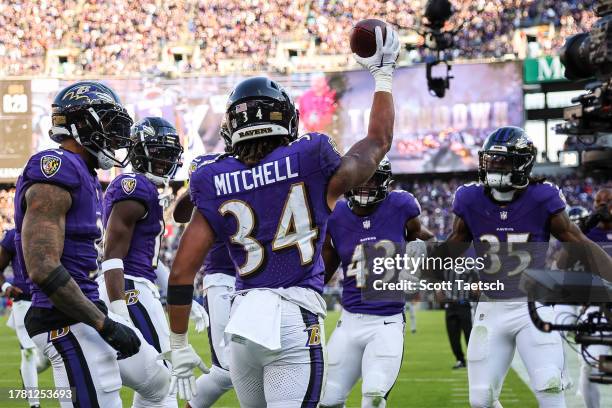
[
  {"xmin": 121, "ymin": 178, "xmax": 137, "ymax": 195},
  {"xmin": 363, "ymin": 219, "xmax": 371, "ymax": 230},
  {"xmin": 40, "ymin": 155, "xmax": 61, "ymax": 178},
  {"xmin": 500, "ymin": 211, "xmax": 508, "ymax": 220}
]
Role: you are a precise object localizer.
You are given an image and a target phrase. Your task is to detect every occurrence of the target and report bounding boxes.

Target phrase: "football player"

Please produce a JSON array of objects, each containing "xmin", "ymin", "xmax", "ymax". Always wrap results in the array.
[
  {"xmin": 14, "ymin": 81, "xmax": 141, "ymax": 407},
  {"xmin": 577, "ymin": 188, "xmax": 611, "ymax": 408},
  {"xmin": 1, "ymin": 228, "xmax": 48, "ymax": 408},
  {"xmin": 164, "ymin": 25, "xmax": 400, "ymax": 407},
  {"xmin": 443, "ymin": 126, "xmax": 611, "ymax": 408},
  {"xmin": 98, "ymin": 117, "xmax": 184, "ymax": 407},
  {"xmin": 320, "ymin": 158, "xmax": 432, "ymax": 408},
  {"xmin": 173, "ymin": 153, "xmax": 237, "ymax": 408}
]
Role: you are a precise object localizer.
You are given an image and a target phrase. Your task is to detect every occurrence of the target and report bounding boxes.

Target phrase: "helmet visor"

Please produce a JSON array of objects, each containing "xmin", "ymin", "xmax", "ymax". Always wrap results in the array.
[{"xmin": 481, "ymin": 152, "xmax": 514, "ymax": 173}]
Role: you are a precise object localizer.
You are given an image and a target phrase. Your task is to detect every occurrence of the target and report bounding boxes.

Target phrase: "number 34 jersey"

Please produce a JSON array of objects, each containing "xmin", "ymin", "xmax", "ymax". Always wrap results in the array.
[
  {"xmin": 103, "ymin": 173, "xmax": 164, "ymax": 283},
  {"xmin": 190, "ymin": 133, "xmax": 342, "ymax": 293},
  {"xmin": 327, "ymin": 192, "xmax": 421, "ymax": 316}
]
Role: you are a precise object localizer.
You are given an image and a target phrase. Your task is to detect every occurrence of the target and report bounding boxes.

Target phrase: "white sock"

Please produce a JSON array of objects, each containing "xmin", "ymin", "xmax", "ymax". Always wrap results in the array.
[
  {"xmin": 20, "ymin": 348, "xmax": 39, "ymax": 406},
  {"xmin": 193, "ymin": 365, "xmax": 234, "ymax": 407}
]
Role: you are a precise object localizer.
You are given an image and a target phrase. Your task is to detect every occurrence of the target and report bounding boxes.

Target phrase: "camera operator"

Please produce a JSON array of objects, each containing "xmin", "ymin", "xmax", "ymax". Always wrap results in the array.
[{"xmin": 584, "ymin": 188, "xmax": 612, "ymax": 241}]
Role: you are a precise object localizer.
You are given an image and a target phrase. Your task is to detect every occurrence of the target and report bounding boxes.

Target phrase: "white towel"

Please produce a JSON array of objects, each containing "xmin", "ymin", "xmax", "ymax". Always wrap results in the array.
[{"xmin": 225, "ymin": 289, "xmax": 282, "ymax": 350}]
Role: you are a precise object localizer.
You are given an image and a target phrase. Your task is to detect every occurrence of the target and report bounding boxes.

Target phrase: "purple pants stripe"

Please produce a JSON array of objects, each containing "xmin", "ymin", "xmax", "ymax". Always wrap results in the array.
[
  {"xmin": 51, "ymin": 331, "xmax": 100, "ymax": 408},
  {"xmin": 125, "ymin": 280, "xmax": 161, "ymax": 353},
  {"xmin": 299, "ymin": 307, "xmax": 325, "ymax": 408},
  {"xmin": 203, "ymin": 296, "xmax": 221, "ymax": 368}
]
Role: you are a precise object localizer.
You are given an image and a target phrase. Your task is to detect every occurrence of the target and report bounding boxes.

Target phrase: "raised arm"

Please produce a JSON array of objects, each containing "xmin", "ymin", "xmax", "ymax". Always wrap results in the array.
[
  {"xmin": 322, "ymin": 233, "xmax": 341, "ymax": 284},
  {"xmin": 327, "ymin": 26, "xmax": 400, "ymax": 209},
  {"xmin": 22, "ymin": 183, "xmax": 140, "ymax": 358},
  {"xmin": 102, "ymin": 199, "xmax": 147, "ymax": 320}
]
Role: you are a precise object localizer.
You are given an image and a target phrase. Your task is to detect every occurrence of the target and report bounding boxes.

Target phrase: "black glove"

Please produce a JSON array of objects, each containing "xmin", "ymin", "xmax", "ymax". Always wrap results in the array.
[
  {"xmin": 99, "ymin": 316, "xmax": 141, "ymax": 359},
  {"xmin": 582, "ymin": 205, "xmax": 608, "ymax": 233}
]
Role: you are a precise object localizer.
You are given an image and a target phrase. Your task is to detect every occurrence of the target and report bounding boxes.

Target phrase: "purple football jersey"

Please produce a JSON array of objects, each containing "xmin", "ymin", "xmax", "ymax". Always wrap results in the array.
[
  {"xmin": 0, "ymin": 229, "xmax": 30, "ymax": 295},
  {"xmin": 586, "ymin": 227, "xmax": 612, "ymax": 256},
  {"xmin": 453, "ymin": 181, "xmax": 566, "ymax": 298},
  {"xmin": 190, "ymin": 154, "xmax": 235, "ymax": 277},
  {"xmin": 327, "ymin": 191, "xmax": 421, "ymax": 316},
  {"xmin": 103, "ymin": 173, "xmax": 164, "ymax": 282},
  {"xmin": 14, "ymin": 149, "xmax": 102, "ymax": 308},
  {"xmin": 190, "ymin": 133, "xmax": 341, "ymax": 292}
]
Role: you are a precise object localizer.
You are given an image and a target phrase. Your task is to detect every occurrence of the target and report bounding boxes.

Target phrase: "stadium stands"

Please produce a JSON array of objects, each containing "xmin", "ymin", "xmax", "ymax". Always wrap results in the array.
[{"xmin": 0, "ymin": 0, "xmax": 595, "ymax": 76}]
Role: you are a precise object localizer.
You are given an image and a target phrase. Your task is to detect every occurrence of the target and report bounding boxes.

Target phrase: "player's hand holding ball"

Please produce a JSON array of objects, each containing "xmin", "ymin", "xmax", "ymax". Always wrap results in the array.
[{"xmin": 351, "ymin": 19, "xmax": 401, "ymax": 93}]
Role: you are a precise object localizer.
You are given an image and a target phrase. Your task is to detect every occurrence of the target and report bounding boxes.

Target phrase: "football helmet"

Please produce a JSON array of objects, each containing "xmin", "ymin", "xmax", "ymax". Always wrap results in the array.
[
  {"xmin": 130, "ymin": 117, "xmax": 183, "ymax": 185},
  {"xmin": 346, "ymin": 156, "xmax": 392, "ymax": 208},
  {"xmin": 225, "ymin": 76, "xmax": 299, "ymax": 147},
  {"xmin": 220, "ymin": 116, "xmax": 232, "ymax": 152},
  {"xmin": 478, "ymin": 126, "xmax": 536, "ymax": 191},
  {"xmin": 50, "ymin": 81, "xmax": 134, "ymax": 170},
  {"xmin": 567, "ymin": 206, "xmax": 590, "ymax": 225}
]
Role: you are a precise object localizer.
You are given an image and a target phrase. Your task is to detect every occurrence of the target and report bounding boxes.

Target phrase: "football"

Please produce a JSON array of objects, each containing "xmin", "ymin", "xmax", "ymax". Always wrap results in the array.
[{"xmin": 350, "ymin": 19, "xmax": 387, "ymax": 58}]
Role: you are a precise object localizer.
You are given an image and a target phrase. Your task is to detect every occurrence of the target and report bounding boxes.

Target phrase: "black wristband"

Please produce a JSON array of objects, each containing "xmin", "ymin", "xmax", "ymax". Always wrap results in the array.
[
  {"xmin": 39, "ymin": 265, "xmax": 71, "ymax": 297},
  {"xmin": 167, "ymin": 284, "xmax": 194, "ymax": 305}
]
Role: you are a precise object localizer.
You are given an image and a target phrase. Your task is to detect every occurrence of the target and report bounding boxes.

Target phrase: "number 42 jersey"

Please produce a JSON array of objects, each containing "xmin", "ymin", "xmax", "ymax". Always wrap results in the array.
[{"xmin": 190, "ymin": 133, "xmax": 341, "ymax": 293}]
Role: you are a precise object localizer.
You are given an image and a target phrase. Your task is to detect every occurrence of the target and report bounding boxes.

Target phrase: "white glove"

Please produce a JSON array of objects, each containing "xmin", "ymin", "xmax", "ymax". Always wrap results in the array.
[
  {"xmin": 109, "ymin": 299, "xmax": 131, "ymax": 323},
  {"xmin": 405, "ymin": 239, "xmax": 428, "ymax": 277},
  {"xmin": 189, "ymin": 300, "xmax": 209, "ymax": 333},
  {"xmin": 353, "ymin": 24, "xmax": 401, "ymax": 93},
  {"xmin": 158, "ymin": 342, "xmax": 209, "ymax": 401}
]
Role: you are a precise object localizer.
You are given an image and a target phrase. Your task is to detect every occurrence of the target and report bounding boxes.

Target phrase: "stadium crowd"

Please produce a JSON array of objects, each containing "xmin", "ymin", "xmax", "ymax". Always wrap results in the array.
[{"xmin": 0, "ymin": 0, "xmax": 595, "ymax": 76}]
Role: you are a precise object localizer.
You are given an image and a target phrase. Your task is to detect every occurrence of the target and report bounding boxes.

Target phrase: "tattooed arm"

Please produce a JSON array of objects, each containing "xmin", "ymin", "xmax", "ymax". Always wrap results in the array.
[{"xmin": 22, "ymin": 183, "xmax": 106, "ymax": 330}]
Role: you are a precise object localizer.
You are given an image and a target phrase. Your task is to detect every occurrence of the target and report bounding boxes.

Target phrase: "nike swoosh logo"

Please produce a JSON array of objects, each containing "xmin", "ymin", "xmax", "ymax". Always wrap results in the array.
[{"xmin": 383, "ymin": 321, "xmax": 396, "ymax": 325}]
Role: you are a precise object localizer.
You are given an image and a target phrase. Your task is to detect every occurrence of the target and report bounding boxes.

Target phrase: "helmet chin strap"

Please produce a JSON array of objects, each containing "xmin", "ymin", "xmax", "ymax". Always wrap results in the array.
[
  {"xmin": 144, "ymin": 172, "xmax": 167, "ymax": 186},
  {"xmin": 70, "ymin": 124, "xmax": 115, "ymax": 170},
  {"xmin": 491, "ymin": 188, "xmax": 516, "ymax": 202},
  {"xmin": 486, "ymin": 172, "xmax": 516, "ymax": 202}
]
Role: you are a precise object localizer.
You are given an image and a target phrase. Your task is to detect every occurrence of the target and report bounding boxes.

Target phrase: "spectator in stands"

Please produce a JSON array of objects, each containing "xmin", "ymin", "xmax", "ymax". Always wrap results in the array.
[{"xmin": 0, "ymin": 0, "xmax": 597, "ymax": 76}]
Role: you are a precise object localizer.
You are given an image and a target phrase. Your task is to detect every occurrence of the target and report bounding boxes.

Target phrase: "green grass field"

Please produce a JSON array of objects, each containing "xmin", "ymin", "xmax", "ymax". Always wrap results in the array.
[{"xmin": 0, "ymin": 310, "xmax": 537, "ymax": 407}]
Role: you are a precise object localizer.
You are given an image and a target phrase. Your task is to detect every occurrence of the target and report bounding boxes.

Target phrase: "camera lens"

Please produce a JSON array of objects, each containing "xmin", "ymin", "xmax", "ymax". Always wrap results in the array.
[{"xmin": 561, "ymin": 33, "xmax": 597, "ymax": 80}]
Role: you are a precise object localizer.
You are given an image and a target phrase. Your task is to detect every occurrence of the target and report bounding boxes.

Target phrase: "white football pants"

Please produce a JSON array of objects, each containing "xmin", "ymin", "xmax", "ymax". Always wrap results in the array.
[
  {"xmin": 97, "ymin": 275, "xmax": 175, "ymax": 408},
  {"xmin": 468, "ymin": 301, "xmax": 566, "ymax": 408},
  {"xmin": 229, "ymin": 297, "xmax": 326, "ymax": 408},
  {"xmin": 320, "ymin": 310, "xmax": 405, "ymax": 408},
  {"xmin": 189, "ymin": 280, "xmax": 235, "ymax": 408}
]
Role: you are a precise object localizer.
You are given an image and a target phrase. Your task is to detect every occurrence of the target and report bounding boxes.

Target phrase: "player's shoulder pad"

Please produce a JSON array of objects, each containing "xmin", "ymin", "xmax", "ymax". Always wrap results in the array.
[
  {"xmin": 188, "ymin": 152, "xmax": 225, "ymax": 177},
  {"xmin": 290, "ymin": 132, "xmax": 340, "ymax": 153},
  {"xmin": 25, "ymin": 149, "xmax": 80, "ymax": 189},
  {"xmin": 531, "ymin": 181, "xmax": 566, "ymax": 204},
  {"xmin": 189, "ymin": 152, "xmax": 229, "ymax": 180},
  {"xmin": 453, "ymin": 182, "xmax": 482, "ymax": 205},
  {"xmin": 388, "ymin": 189, "xmax": 417, "ymax": 205},
  {"xmin": 388, "ymin": 189, "xmax": 422, "ymax": 217},
  {"xmin": 107, "ymin": 172, "xmax": 155, "ymax": 201}
]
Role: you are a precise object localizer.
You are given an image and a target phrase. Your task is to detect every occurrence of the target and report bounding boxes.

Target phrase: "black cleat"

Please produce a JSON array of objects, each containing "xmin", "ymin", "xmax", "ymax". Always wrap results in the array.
[{"xmin": 452, "ymin": 361, "xmax": 466, "ymax": 369}]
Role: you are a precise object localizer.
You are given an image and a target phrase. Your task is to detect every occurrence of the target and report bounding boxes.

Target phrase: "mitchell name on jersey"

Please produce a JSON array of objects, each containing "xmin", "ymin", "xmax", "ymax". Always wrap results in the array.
[{"xmin": 213, "ymin": 156, "xmax": 299, "ymax": 196}]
